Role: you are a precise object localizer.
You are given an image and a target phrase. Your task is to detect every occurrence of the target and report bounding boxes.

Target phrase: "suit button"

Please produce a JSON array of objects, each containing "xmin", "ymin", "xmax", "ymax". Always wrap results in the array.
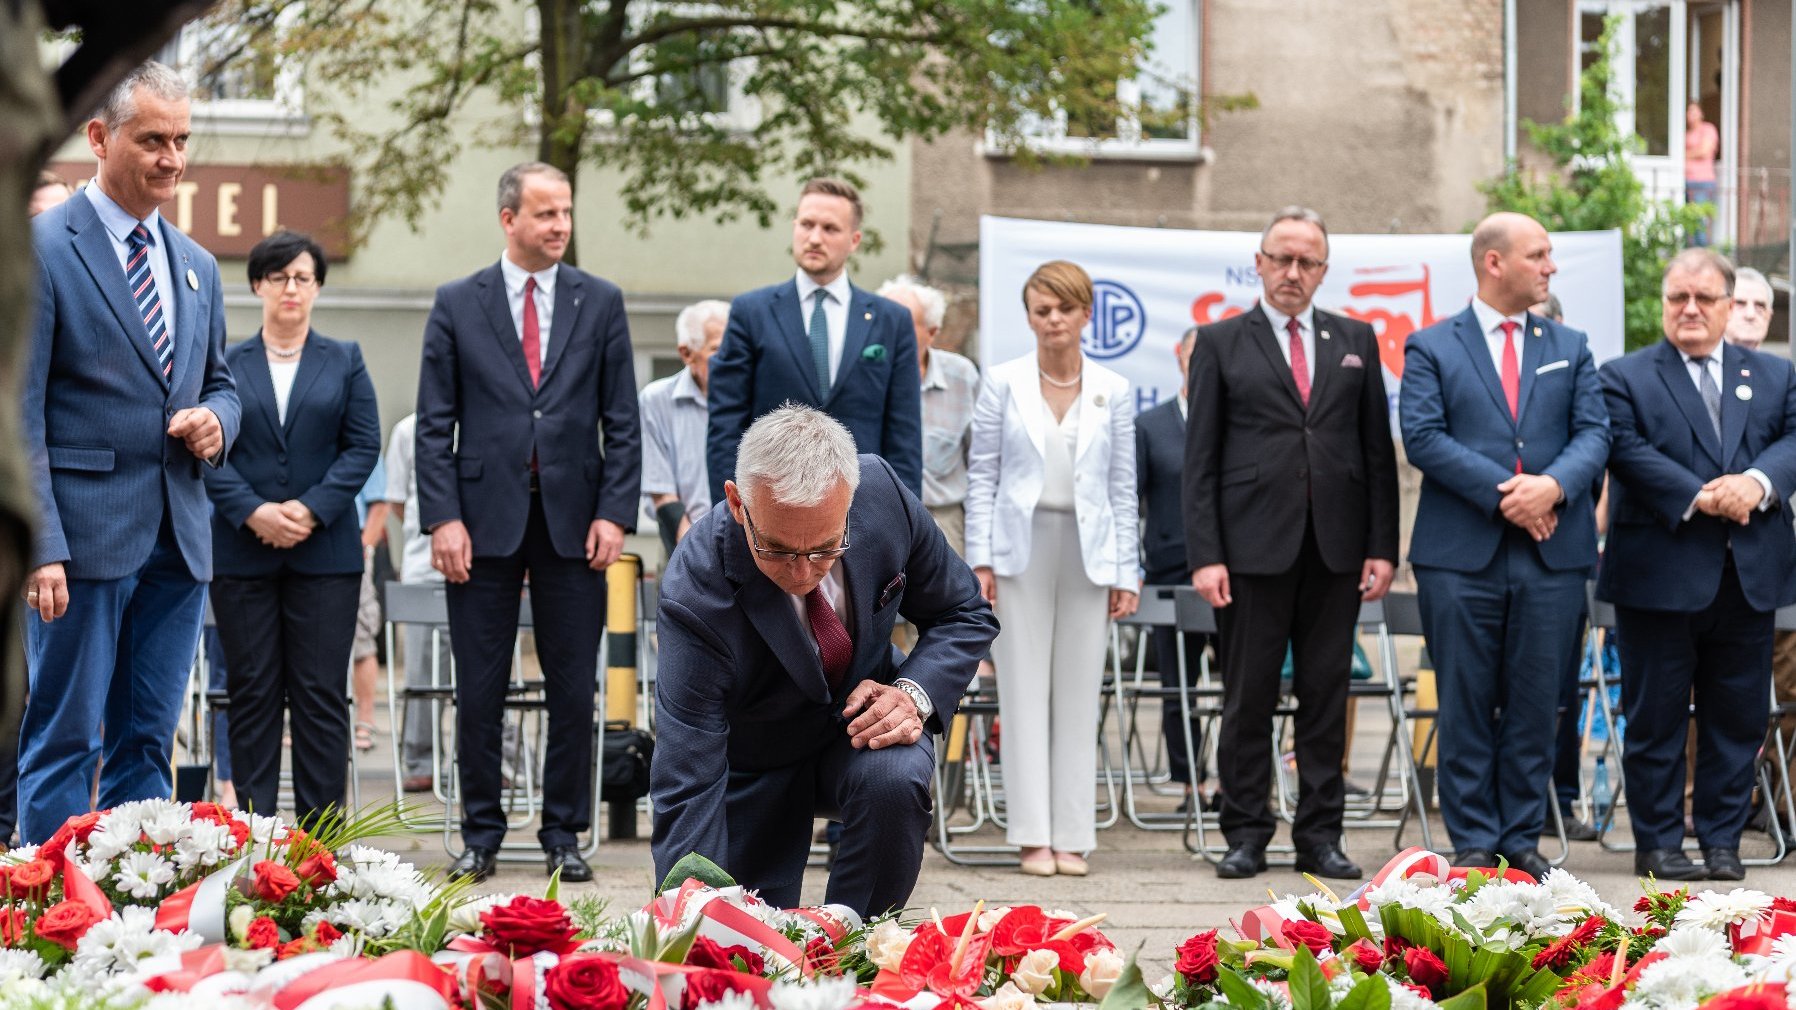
[
  {"xmin": 533, "ymin": 410, "xmax": 543, "ymax": 419},
  {"xmin": 1296, "ymin": 468, "xmax": 1308, "ymax": 479},
  {"xmin": 1515, "ymin": 439, "xmax": 1525, "ymax": 449},
  {"xmin": 278, "ymin": 476, "xmax": 288, "ymax": 485},
  {"xmin": 1304, "ymin": 427, "xmax": 1312, "ymax": 435},
  {"xmin": 277, "ymin": 453, "xmax": 287, "ymax": 463}
]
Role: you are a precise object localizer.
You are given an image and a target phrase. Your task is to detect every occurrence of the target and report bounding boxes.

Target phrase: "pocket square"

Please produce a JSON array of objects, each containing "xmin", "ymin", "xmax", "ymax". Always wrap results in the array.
[
  {"xmin": 878, "ymin": 573, "xmax": 906, "ymax": 608},
  {"xmin": 1536, "ymin": 359, "xmax": 1570, "ymax": 375},
  {"xmin": 1340, "ymin": 354, "xmax": 1364, "ymax": 369}
]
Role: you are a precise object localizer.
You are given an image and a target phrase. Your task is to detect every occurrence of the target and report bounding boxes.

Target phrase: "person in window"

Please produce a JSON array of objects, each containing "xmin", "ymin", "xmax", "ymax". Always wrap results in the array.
[{"xmin": 1685, "ymin": 101, "xmax": 1720, "ymax": 248}]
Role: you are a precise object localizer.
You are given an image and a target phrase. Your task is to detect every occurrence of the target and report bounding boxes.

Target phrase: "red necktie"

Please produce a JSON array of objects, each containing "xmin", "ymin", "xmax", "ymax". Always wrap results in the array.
[
  {"xmin": 1286, "ymin": 317, "xmax": 1310, "ymax": 407},
  {"xmin": 521, "ymin": 276, "xmax": 542, "ymax": 388},
  {"xmin": 1500, "ymin": 320, "xmax": 1522, "ymax": 473},
  {"xmin": 806, "ymin": 586, "xmax": 853, "ymax": 691}
]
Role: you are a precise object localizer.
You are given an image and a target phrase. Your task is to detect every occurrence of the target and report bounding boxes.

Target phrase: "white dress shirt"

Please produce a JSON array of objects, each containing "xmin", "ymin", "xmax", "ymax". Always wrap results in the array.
[
  {"xmin": 86, "ymin": 182, "xmax": 177, "ymax": 339},
  {"xmin": 784, "ymin": 563, "xmax": 933, "ymax": 718},
  {"xmin": 270, "ymin": 359, "xmax": 300, "ymax": 425},
  {"xmin": 795, "ymin": 270, "xmax": 851, "ymax": 384},
  {"xmin": 1676, "ymin": 346, "xmax": 1776, "ymax": 519},
  {"xmin": 500, "ymin": 254, "xmax": 556, "ymax": 365},
  {"xmin": 1260, "ymin": 303, "xmax": 1315, "ymax": 384},
  {"xmin": 1469, "ymin": 297, "xmax": 1529, "ymax": 376}
]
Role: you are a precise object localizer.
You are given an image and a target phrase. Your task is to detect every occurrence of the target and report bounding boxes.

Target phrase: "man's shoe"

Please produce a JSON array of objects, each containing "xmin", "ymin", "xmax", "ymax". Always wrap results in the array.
[
  {"xmin": 1295, "ymin": 844, "xmax": 1362, "ymax": 880},
  {"xmin": 402, "ymin": 775, "xmax": 434, "ymax": 793},
  {"xmin": 1703, "ymin": 847, "xmax": 1746, "ymax": 881},
  {"xmin": 1453, "ymin": 848, "xmax": 1497, "ymax": 868},
  {"xmin": 1560, "ymin": 816, "xmax": 1600, "ymax": 842},
  {"xmin": 1216, "ymin": 845, "xmax": 1267, "ymax": 879},
  {"xmin": 447, "ymin": 846, "xmax": 497, "ymax": 883},
  {"xmin": 1503, "ymin": 848, "xmax": 1552, "ymax": 880},
  {"xmin": 546, "ymin": 846, "xmax": 593, "ymax": 883},
  {"xmin": 1636, "ymin": 848, "xmax": 1707, "ymax": 881}
]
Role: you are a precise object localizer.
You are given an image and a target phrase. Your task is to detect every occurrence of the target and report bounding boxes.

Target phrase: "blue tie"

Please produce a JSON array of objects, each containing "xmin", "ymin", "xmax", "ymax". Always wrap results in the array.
[
  {"xmin": 127, "ymin": 224, "xmax": 173, "ymax": 379},
  {"xmin": 808, "ymin": 288, "xmax": 831, "ymax": 396}
]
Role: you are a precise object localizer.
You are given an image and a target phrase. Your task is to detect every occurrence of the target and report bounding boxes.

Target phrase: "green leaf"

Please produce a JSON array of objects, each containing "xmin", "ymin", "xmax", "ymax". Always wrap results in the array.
[
  {"xmin": 1335, "ymin": 904, "xmax": 1374, "ymax": 944},
  {"xmin": 1217, "ymin": 967, "xmax": 1272, "ymax": 1010},
  {"xmin": 658, "ymin": 852, "xmax": 736, "ymax": 893},
  {"xmin": 1287, "ymin": 946, "xmax": 1330, "ymax": 1010},
  {"xmin": 1098, "ymin": 945, "xmax": 1152, "ymax": 1010},
  {"xmin": 1436, "ymin": 982, "xmax": 1489, "ymax": 1010}
]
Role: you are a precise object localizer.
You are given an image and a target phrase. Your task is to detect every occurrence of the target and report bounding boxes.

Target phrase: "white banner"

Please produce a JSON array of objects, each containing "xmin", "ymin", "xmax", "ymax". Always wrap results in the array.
[{"xmin": 977, "ymin": 215, "xmax": 1626, "ymax": 417}]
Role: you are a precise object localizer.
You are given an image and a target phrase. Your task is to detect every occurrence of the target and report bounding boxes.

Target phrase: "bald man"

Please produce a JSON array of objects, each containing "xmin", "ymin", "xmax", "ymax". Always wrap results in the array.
[{"xmin": 1399, "ymin": 212, "xmax": 1610, "ymax": 878}]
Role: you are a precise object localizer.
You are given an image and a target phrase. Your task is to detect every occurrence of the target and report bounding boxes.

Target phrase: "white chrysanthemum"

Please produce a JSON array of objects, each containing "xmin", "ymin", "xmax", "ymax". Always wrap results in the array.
[
  {"xmin": 318, "ymin": 897, "xmax": 410, "ymax": 938},
  {"xmin": 0, "ymin": 845, "xmax": 40, "ymax": 867},
  {"xmin": 246, "ymin": 813, "xmax": 289, "ymax": 846},
  {"xmin": 1253, "ymin": 976, "xmax": 1294, "ymax": 1010},
  {"xmin": 446, "ymin": 893, "xmax": 517, "ymax": 934},
  {"xmin": 769, "ymin": 975, "xmax": 859, "ymax": 1010},
  {"xmin": 0, "ymin": 949, "xmax": 46, "ymax": 982},
  {"xmin": 1628, "ymin": 954, "xmax": 1749, "ymax": 1009},
  {"xmin": 71, "ymin": 907, "xmax": 203, "ymax": 976},
  {"xmin": 329, "ymin": 846, "xmax": 434, "ymax": 908},
  {"xmin": 1386, "ymin": 977, "xmax": 1442, "ymax": 1010},
  {"xmin": 697, "ymin": 991, "xmax": 760, "ymax": 1010},
  {"xmin": 1654, "ymin": 925, "xmax": 1732, "ymax": 960},
  {"xmin": 1539, "ymin": 868, "xmax": 1627, "ymax": 922},
  {"xmin": 1677, "ymin": 889, "xmax": 1774, "ymax": 931},
  {"xmin": 136, "ymin": 804, "xmax": 189, "ymax": 846},
  {"xmin": 111, "ymin": 850, "xmax": 176, "ymax": 900},
  {"xmin": 83, "ymin": 822, "xmax": 140, "ymax": 865},
  {"xmin": 1462, "ymin": 880, "xmax": 1563, "ymax": 938},
  {"xmin": 1365, "ymin": 876, "xmax": 1457, "ymax": 927},
  {"xmin": 172, "ymin": 820, "xmax": 236, "ymax": 872}
]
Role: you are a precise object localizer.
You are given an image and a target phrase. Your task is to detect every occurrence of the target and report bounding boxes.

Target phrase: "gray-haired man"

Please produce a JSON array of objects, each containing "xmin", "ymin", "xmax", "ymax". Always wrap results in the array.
[
  {"xmin": 641, "ymin": 299, "xmax": 728, "ymax": 553},
  {"xmin": 877, "ymin": 277, "xmax": 978, "ymax": 555},
  {"xmin": 651, "ymin": 405, "xmax": 997, "ymax": 915}
]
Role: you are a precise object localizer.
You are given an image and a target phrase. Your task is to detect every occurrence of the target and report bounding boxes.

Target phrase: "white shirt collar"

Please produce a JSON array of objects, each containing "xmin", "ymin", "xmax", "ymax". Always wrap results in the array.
[
  {"xmin": 1471, "ymin": 296, "xmax": 1528, "ymax": 337},
  {"xmin": 500, "ymin": 254, "xmax": 558, "ymax": 298},
  {"xmin": 796, "ymin": 269, "xmax": 851, "ymax": 307},
  {"xmin": 1679, "ymin": 345, "xmax": 1725, "ymax": 366},
  {"xmin": 85, "ymin": 181, "xmax": 162, "ymax": 246},
  {"xmin": 1260, "ymin": 301, "xmax": 1314, "ymax": 336},
  {"xmin": 1177, "ymin": 392, "xmax": 1188, "ymax": 421},
  {"xmin": 672, "ymin": 367, "xmax": 705, "ymax": 404},
  {"xmin": 921, "ymin": 350, "xmax": 947, "ymax": 391}
]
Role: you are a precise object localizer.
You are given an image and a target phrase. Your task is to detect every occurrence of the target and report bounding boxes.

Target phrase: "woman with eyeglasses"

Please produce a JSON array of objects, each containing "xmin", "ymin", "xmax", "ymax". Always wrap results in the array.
[
  {"xmin": 964, "ymin": 260, "xmax": 1139, "ymax": 876},
  {"xmin": 204, "ymin": 230, "xmax": 380, "ymax": 826}
]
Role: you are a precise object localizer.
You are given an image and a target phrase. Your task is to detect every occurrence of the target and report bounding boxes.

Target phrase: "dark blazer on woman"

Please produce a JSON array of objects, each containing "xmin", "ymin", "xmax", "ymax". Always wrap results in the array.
[{"xmin": 205, "ymin": 331, "xmax": 381, "ymax": 577}]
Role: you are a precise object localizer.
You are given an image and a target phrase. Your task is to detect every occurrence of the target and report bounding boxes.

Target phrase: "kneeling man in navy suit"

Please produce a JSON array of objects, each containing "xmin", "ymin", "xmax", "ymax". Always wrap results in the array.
[{"xmin": 652, "ymin": 405, "xmax": 997, "ymax": 915}]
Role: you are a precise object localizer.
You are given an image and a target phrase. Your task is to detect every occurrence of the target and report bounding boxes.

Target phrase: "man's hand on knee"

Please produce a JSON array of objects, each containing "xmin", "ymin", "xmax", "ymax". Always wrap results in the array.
[{"xmin": 843, "ymin": 681, "xmax": 924, "ymax": 750}]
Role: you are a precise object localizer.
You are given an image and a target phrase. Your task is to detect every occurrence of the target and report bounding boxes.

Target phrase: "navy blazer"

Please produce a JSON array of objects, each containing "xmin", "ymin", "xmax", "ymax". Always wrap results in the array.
[
  {"xmin": 1135, "ymin": 397, "xmax": 1189, "ymax": 583},
  {"xmin": 650, "ymin": 455, "xmax": 997, "ymax": 883},
  {"xmin": 705, "ymin": 279, "xmax": 922, "ymax": 503},
  {"xmin": 204, "ymin": 332, "xmax": 381, "ymax": 578},
  {"xmin": 25, "ymin": 190, "xmax": 241, "ymax": 581},
  {"xmin": 1598, "ymin": 339, "xmax": 1796, "ymax": 613},
  {"xmin": 415, "ymin": 262, "xmax": 641, "ymax": 558},
  {"xmin": 1400, "ymin": 306, "xmax": 1610, "ymax": 573}
]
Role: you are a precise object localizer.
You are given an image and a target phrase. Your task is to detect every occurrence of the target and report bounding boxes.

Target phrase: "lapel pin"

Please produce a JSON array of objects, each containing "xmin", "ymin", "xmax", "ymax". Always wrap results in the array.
[
  {"xmin": 863, "ymin": 311, "xmax": 873, "ymax": 321},
  {"xmin": 1737, "ymin": 385, "xmax": 1753, "ymax": 401},
  {"xmin": 185, "ymin": 269, "xmax": 199, "ymax": 291},
  {"xmin": 1742, "ymin": 368, "xmax": 1751, "ymax": 377},
  {"xmin": 1094, "ymin": 394, "xmax": 1106, "ymax": 407},
  {"xmin": 574, "ymin": 296, "xmax": 582, "ymax": 307},
  {"xmin": 1533, "ymin": 326, "xmax": 1542, "ymax": 337},
  {"xmin": 1320, "ymin": 330, "xmax": 1331, "ymax": 340}
]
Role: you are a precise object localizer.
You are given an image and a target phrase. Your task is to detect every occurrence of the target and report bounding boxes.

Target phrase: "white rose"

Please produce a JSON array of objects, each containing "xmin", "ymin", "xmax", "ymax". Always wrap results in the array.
[
  {"xmin": 866, "ymin": 919, "xmax": 914, "ymax": 974},
  {"xmin": 978, "ymin": 906, "xmax": 1014, "ymax": 932},
  {"xmin": 980, "ymin": 982, "xmax": 1034, "ymax": 1010},
  {"xmin": 1012, "ymin": 948, "xmax": 1060, "ymax": 996},
  {"xmin": 1079, "ymin": 947, "xmax": 1126, "ymax": 999},
  {"xmin": 228, "ymin": 905, "xmax": 254, "ymax": 942}
]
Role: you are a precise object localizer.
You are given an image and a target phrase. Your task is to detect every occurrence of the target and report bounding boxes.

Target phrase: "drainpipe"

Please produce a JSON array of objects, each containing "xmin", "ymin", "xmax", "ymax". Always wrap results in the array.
[{"xmin": 1505, "ymin": 0, "xmax": 1519, "ymax": 165}]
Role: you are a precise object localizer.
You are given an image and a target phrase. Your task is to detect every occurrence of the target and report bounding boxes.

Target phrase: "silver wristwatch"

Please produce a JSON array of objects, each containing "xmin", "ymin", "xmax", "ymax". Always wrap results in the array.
[{"xmin": 894, "ymin": 678, "xmax": 934, "ymax": 721}]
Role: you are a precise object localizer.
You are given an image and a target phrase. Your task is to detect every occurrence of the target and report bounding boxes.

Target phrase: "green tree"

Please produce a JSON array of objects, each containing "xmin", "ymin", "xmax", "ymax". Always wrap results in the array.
[
  {"xmin": 197, "ymin": 0, "xmax": 1160, "ymax": 263},
  {"xmin": 1480, "ymin": 14, "xmax": 1707, "ymax": 351}
]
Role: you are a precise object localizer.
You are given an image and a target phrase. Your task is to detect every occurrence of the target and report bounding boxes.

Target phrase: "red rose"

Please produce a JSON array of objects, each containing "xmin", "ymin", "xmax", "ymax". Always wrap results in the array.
[
  {"xmin": 683, "ymin": 969, "xmax": 749, "ymax": 1010},
  {"xmin": 34, "ymin": 899, "xmax": 102, "ymax": 949},
  {"xmin": 1281, "ymin": 919, "xmax": 1334, "ymax": 955},
  {"xmin": 545, "ymin": 954, "xmax": 631, "ymax": 1010},
  {"xmin": 1404, "ymin": 982, "xmax": 1433, "ymax": 999},
  {"xmin": 1175, "ymin": 929, "xmax": 1220, "ymax": 985},
  {"xmin": 245, "ymin": 915, "xmax": 282, "ymax": 950},
  {"xmin": 314, "ymin": 920, "xmax": 343, "ymax": 945},
  {"xmin": 686, "ymin": 936, "xmax": 737, "ymax": 970},
  {"xmin": 804, "ymin": 935, "xmax": 839, "ymax": 974},
  {"xmin": 7, "ymin": 859, "xmax": 54, "ymax": 899},
  {"xmin": 39, "ymin": 812, "xmax": 100, "ymax": 868},
  {"xmin": 295, "ymin": 850, "xmax": 338, "ymax": 888},
  {"xmin": 1404, "ymin": 947, "xmax": 1448, "ymax": 990},
  {"xmin": 0, "ymin": 908, "xmax": 27, "ymax": 945},
  {"xmin": 253, "ymin": 860, "xmax": 302, "ymax": 903},
  {"xmin": 1346, "ymin": 938, "xmax": 1385, "ymax": 974},
  {"xmin": 481, "ymin": 896, "xmax": 580, "ymax": 957}
]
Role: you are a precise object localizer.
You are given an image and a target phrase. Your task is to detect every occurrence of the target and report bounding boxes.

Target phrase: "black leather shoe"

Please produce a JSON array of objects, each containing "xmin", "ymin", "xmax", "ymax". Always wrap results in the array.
[
  {"xmin": 1636, "ymin": 847, "xmax": 1707, "ymax": 881},
  {"xmin": 546, "ymin": 846, "xmax": 593, "ymax": 883},
  {"xmin": 1453, "ymin": 847, "xmax": 1497, "ymax": 868},
  {"xmin": 1215, "ymin": 844, "xmax": 1267, "ymax": 879},
  {"xmin": 1503, "ymin": 848, "xmax": 1552, "ymax": 880},
  {"xmin": 1703, "ymin": 847, "xmax": 1746, "ymax": 881},
  {"xmin": 448, "ymin": 846, "xmax": 497, "ymax": 883},
  {"xmin": 1559, "ymin": 813, "xmax": 1600, "ymax": 842},
  {"xmin": 1295, "ymin": 844, "xmax": 1362, "ymax": 880}
]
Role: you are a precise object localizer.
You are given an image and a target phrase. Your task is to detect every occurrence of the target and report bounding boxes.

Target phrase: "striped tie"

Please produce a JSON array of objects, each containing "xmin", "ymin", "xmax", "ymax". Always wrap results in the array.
[{"xmin": 127, "ymin": 224, "xmax": 173, "ymax": 379}]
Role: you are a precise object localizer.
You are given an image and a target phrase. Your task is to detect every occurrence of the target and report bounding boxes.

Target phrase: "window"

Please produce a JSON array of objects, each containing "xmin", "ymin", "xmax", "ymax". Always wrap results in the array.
[
  {"xmin": 175, "ymin": 16, "xmax": 307, "ymax": 135},
  {"xmin": 999, "ymin": 0, "xmax": 1201, "ymax": 159}
]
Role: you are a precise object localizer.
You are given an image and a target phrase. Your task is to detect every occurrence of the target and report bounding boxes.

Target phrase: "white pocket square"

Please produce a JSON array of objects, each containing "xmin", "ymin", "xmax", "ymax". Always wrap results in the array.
[
  {"xmin": 1535, "ymin": 359, "xmax": 1570, "ymax": 375},
  {"xmin": 1341, "ymin": 353, "xmax": 1364, "ymax": 368}
]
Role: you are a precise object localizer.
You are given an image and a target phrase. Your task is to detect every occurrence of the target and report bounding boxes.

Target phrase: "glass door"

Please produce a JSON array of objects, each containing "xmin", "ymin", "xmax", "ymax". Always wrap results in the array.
[{"xmin": 1579, "ymin": 1, "xmax": 1688, "ymax": 205}]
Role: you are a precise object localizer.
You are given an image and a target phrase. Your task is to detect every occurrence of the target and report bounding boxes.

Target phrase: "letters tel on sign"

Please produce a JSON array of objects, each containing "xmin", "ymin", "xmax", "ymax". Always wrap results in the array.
[{"xmin": 47, "ymin": 162, "xmax": 352, "ymax": 260}]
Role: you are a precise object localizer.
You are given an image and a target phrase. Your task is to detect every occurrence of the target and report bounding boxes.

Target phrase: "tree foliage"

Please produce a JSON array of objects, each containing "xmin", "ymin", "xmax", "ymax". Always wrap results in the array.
[
  {"xmin": 198, "ymin": 0, "xmax": 1160, "ymax": 261},
  {"xmin": 1479, "ymin": 14, "xmax": 1707, "ymax": 351}
]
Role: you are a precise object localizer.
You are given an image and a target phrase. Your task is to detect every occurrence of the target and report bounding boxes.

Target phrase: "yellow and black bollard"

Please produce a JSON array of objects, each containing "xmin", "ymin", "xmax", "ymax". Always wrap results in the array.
[{"xmin": 604, "ymin": 554, "xmax": 641, "ymax": 838}]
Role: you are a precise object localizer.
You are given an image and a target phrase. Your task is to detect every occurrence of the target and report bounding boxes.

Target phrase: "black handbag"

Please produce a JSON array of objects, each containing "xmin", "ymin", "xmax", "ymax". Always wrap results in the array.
[{"xmin": 600, "ymin": 721, "xmax": 654, "ymax": 802}]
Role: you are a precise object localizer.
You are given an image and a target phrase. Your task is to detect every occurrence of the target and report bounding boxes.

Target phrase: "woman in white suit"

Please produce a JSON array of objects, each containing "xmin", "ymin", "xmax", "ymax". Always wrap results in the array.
[{"xmin": 965, "ymin": 260, "xmax": 1139, "ymax": 876}]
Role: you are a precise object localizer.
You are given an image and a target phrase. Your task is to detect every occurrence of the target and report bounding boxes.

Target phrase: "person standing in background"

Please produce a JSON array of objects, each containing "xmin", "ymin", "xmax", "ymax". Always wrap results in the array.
[
  {"xmin": 641, "ymin": 299, "xmax": 727, "ymax": 555},
  {"xmin": 878, "ymin": 276, "xmax": 977, "ymax": 555},
  {"xmin": 1686, "ymin": 101, "xmax": 1720, "ymax": 248}
]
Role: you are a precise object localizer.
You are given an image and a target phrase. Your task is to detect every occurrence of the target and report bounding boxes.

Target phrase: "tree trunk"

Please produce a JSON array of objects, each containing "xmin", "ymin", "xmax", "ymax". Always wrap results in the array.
[{"xmin": 537, "ymin": 0, "xmax": 590, "ymax": 267}]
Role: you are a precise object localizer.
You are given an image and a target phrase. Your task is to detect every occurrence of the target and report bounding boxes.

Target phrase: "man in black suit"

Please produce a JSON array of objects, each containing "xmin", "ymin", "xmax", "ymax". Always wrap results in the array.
[
  {"xmin": 416, "ymin": 162, "xmax": 641, "ymax": 883},
  {"xmin": 1184, "ymin": 206, "xmax": 1400, "ymax": 879},
  {"xmin": 1135, "ymin": 326, "xmax": 1206, "ymax": 802}
]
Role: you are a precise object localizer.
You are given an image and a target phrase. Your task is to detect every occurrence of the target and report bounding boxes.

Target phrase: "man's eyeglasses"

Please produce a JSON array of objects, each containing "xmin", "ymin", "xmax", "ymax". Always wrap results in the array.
[
  {"xmin": 1664, "ymin": 291, "xmax": 1725, "ymax": 310},
  {"xmin": 1258, "ymin": 251, "xmax": 1328, "ymax": 274},
  {"xmin": 262, "ymin": 272, "xmax": 318, "ymax": 289},
  {"xmin": 742, "ymin": 505, "xmax": 850, "ymax": 564}
]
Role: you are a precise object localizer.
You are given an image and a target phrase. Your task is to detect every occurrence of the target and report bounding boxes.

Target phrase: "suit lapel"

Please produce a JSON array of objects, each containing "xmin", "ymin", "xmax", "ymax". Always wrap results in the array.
[
  {"xmin": 1305, "ymin": 310, "xmax": 1346, "ymax": 409},
  {"xmin": 69, "ymin": 196, "xmax": 164, "ymax": 385},
  {"xmin": 1653, "ymin": 339, "xmax": 1724, "ymax": 466},
  {"xmin": 722, "ymin": 511, "xmax": 831, "ymax": 703},
  {"xmin": 537, "ymin": 265, "xmax": 583, "ymax": 390},
  {"xmin": 1719, "ymin": 342, "xmax": 1750, "ymax": 466},
  {"xmin": 1246, "ymin": 306, "xmax": 1305, "ymax": 411},
  {"xmin": 1452, "ymin": 309, "xmax": 1514, "ymax": 428},
  {"xmin": 1074, "ymin": 373, "xmax": 1103, "ymax": 461},
  {"xmin": 239, "ymin": 334, "xmax": 285, "ymax": 446},
  {"xmin": 476, "ymin": 266, "xmax": 537, "ymax": 394},
  {"xmin": 1515, "ymin": 313, "xmax": 1546, "ymax": 421},
  {"xmin": 161, "ymin": 221, "xmax": 195, "ymax": 393},
  {"xmin": 773, "ymin": 282, "xmax": 825, "ymax": 402},
  {"xmin": 827, "ymin": 285, "xmax": 874, "ymax": 405},
  {"xmin": 283, "ymin": 332, "xmax": 329, "ymax": 438},
  {"xmin": 1010, "ymin": 355, "xmax": 1048, "ymax": 459}
]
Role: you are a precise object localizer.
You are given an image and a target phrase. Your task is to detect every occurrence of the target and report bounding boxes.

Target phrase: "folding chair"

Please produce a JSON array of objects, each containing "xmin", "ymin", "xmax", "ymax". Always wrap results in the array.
[
  {"xmin": 1111, "ymin": 586, "xmax": 1204, "ymax": 829},
  {"xmin": 1336, "ymin": 597, "xmax": 1433, "ymax": 850},
  {"xmin": 931, "ymin": 681, "xmax": 1017, "ymax": 865}
]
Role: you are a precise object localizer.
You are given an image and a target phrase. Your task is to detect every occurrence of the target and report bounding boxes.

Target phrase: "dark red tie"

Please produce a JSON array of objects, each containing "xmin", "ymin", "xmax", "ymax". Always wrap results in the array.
[
  {"xmin": 1286, "ymin": 317, "xmax": 1310, "ymax": 407},
  {"xmin": 522, "ymin": 276, "xmax": 542, "ymax": 388},
  {"xmin": 1499, "ymin": 320, "xmax": 1522, "ymax": 473},
  {"xmin": 806, "ymin": 586, "xmax": 853, "ymax": 691}
]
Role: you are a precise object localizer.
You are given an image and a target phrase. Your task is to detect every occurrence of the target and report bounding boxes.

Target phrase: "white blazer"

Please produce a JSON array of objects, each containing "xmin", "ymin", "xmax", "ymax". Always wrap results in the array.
[{"xmin": 964, "ymin": 352, "xmax": 1139, "ymax": 591}]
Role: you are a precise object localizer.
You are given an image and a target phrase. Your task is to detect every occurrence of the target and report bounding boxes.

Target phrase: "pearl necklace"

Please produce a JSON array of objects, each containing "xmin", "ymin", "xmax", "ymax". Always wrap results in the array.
[
  {"xmin": 266, "ymin": 341, "xmax": 304, "ymax": 359},
  {"xmin": 1038, "ymin": 366, "xmax": 1082, "ymax": 388}
]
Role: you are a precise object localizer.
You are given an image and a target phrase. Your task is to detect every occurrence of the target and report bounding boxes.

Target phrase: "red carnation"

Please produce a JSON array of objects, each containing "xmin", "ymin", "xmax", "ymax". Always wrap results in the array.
[
  {"xmin": 244, "ymin": 915, "xmax": 281, "ymax": 950},
  {"xmin": 1634, "ymin": 896, "xmax": 1655, "ymax": 913},
  {"xmin": 1773, "ymin": 898, "xmax": 1796, "ymax": 915},
  {"xmin": 1404, "ymin": 947, "xmax": 1448, "ymax": 990},
  {"xmin": 1175, "ymin": 929, "xmax": 1221, "ymax": 985},
  {"xmin": 1282, "ymin": 919, "xmax": 1334, "ymax": 955},
  {"xmin": 682, "ymin": 969, "xmax": 750, "ymax": 1009},
  {"xmin": 252, "ymin": 860, "xmax": 302, "ymax": 903},
  {"xmin": 481, "ymin": 895, "xmax": 580, "ymax": 958},
  {"xmin": 1346, "ymin": 938, "xmax": 1385, "ymax": 974},
  {"xmin": 546, "ymin": 954, "xmax": 630, "ymax": 1010},
  {"xmin": 313, "ymin": 920, "xmax": 343, "ymax": 945},
  {"xmin": 33, "ymin": 899, "xmax": 102, "ymax": 949}
]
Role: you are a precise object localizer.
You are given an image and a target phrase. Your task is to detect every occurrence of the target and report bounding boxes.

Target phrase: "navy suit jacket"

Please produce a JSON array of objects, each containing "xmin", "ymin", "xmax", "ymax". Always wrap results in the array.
[
  {"xmin": 1135, "ymin": 397, "xmax": 1189, "ymax": 584},
  {"xmin": 205, "ymin": 332, "xmax": 381, "ymax": 578},
  {"xmin": 705, "ymin": 279, "xmax": 922, "ymax": 502},
  {"xmin": 1400, "ymin": 306, "xmax": 1610, "ymax": 573},
  {"xmin": 415, "ymin": 262, "xmax": 641, "ymax": 558},
  {"xmin": 25, "ymin": 190, "xmax": 241, "ymax": 581},
  {"xmin": 650, "ymin": 455, "xmax": 997, "ymax": 883},
  {"xmin": 1598, "ymin": 339, "xmax": 1796, "ymax": 613}
]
